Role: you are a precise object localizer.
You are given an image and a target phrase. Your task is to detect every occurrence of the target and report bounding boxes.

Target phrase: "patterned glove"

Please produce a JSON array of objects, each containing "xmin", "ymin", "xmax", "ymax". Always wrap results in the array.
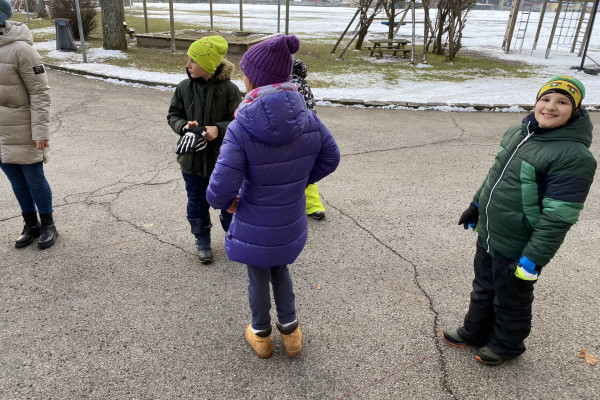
[
  {"xmin": 514, "ymin": 255, "xmax": 538, "ymax": 281},
  {"xmin": 458, "ymin": 202, "xmax": 479, "ymax": 230},
  {"xmin": 175, "ymin": 126, "xmax": 207, "ymax": 154}
]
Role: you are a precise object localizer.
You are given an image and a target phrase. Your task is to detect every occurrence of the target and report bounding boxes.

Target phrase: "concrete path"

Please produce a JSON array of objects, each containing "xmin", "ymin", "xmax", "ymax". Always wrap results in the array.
[{"xmin": 1, "ymin": 70, "xmax": 599, "ymax": 399}]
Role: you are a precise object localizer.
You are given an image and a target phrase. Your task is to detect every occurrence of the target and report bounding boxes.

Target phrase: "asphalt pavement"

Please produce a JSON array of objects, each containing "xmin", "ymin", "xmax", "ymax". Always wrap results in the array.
[{"xmin": 0, "ymin": 69, "xmax": 599, "ymax": 399}]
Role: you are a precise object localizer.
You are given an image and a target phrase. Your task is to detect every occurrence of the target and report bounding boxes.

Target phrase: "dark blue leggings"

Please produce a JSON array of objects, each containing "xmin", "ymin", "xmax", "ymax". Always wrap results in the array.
[
  {"xmin": 0, "ymin": 162, "xmax": 53, "ymax": 214},
  {"xmin": 247, "ymin": 264, "xmax": 297, "ymax": 331}
]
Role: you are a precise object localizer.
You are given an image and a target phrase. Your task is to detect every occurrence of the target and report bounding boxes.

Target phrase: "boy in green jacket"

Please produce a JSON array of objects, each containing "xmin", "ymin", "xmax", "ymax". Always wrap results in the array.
[
  {"xmin": 167, "ymin": 36, "xmax": 241, "ymax": 263},
  {"xmin": 443, "ymin": 75, "xmax": 596, "ymax": 365}
]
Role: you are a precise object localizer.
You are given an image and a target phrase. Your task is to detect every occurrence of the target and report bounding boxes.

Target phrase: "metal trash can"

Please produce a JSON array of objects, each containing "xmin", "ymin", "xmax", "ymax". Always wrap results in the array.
[{"xmin": 54, "ymin": 18, "xmax": 77, "ymax": 51}]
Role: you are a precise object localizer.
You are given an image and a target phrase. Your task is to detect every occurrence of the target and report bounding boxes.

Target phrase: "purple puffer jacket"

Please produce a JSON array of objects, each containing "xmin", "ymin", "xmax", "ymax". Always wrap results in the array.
[{"xmin": 207, "ymin": 89, "xmax": 340, "ymax": 267}]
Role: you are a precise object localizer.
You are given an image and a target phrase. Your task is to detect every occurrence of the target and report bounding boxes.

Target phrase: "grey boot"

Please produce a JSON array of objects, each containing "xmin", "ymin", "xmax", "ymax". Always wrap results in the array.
[
  {"xmin": 189, "ymin": 216, "xmax": 213, "ymax": 264},
  {"xmin": 195, "ymin": 233, "xmax": 213, "ymax": 264},
  {"xmin": 15, "ymin": 212, "xmax": 41, "ymax": 248}
]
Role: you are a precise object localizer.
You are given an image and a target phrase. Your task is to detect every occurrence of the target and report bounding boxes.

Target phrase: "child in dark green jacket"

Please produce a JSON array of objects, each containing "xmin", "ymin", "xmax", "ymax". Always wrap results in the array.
[
  {"xmin": 443, "ymin": 75, "xmax": 596, "ymax": 365},
  {"xmin": 167, "ymin": 36, "xmax": 241, "ymax": 263}
]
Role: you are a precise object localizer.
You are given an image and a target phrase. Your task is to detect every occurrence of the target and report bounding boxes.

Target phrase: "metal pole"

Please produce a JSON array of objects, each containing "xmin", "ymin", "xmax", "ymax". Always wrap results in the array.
[
  {"xmin": 74, "ymin": 0, "xmax": 87, "ymax": 62},
  {"xmin": 169, "ymin": 0, "xmax": 176, "ymax": 53},
  {"xmin": 579, "ymin": 0, "xmax": 599, "ymax": 70},
  {"xmin": 411, "ymin": 0, "xmax": 415, "ymax": 65},
  {"xmin": 277, "ymin": 0, "xmax": 281, "ymax": 33},
  {"xmin": 285, "ymin": 0, "xmax": 290, "ymax": 35},
  {"xmin": 210, "ymin": 0, "xmax": 214, "ymax": 31},
  {"xmin": 130, "ymin": 0, "xmax": 132, "ymax": 15},
  {"xmin": 143, "ymin": 0, "xmax": 148, "ymax": 33},
  {"xmin": 24, "ymin": 0, "xmax": 30, "ymax": 24},
  {"xmin": 422, "ymin": 0, "xmax": 428, "ymax": 64},
  {"xmin": 239, "ymin": 0, "xmax": 243, "ymax": 32}
]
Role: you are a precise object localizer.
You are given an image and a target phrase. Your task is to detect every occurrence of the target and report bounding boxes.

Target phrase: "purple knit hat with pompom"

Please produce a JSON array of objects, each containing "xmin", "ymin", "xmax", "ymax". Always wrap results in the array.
[{"xmin": 240, "ymin": 34, "xmax": 300, "ymax": 87}]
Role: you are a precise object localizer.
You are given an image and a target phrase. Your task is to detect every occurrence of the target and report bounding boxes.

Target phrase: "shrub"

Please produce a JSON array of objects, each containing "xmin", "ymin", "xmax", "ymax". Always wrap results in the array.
[{"xmin": 49, "ymin": 0, "xmax": 97, "ymax": 40}]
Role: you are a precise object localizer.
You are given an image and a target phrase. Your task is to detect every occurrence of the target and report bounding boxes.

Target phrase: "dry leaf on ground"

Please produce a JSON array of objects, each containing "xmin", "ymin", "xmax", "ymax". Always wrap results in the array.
[{"xmin": 578, "ymin": 349, "xmax": 598, "ymax": 366}]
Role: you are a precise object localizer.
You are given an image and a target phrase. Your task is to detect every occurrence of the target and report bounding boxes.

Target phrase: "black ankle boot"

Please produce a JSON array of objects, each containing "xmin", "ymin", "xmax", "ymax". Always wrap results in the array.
[
  {"xmin": 38, "ymin": 213, "xmax": 58, "ymax": 249},
  {"xmin": 15, "ymin": 212, "xmax": 41, "ymax": 248}
]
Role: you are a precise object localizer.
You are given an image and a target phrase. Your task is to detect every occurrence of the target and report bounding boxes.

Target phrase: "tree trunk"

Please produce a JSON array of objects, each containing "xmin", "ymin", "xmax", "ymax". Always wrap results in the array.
[
  {"xmin": 36, "ymin": 0, "xmax": 48, "ymax": 18},
  {"xmin": 100, "ymin": 0, "xmax": 127, "ymax": 50},
  {"xmin": 433, "ymin": 8, "xmax": 447, "ymax": 55},
  {"xmin": 354, "ymin": 0, "xmax": 384, "ymax": 50}
]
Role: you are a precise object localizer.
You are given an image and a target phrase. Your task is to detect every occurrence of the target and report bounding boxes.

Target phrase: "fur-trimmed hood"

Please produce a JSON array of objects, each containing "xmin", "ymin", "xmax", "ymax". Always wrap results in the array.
[{"xmin": 186, "ymin": 59, "xmax": 235, "ymax": 82}]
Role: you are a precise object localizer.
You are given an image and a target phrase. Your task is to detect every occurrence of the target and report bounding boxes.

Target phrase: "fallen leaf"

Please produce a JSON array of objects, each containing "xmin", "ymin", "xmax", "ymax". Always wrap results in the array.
[{"xmin": 578, "ymin": 349, "xmax": 598, "ymax": 366}]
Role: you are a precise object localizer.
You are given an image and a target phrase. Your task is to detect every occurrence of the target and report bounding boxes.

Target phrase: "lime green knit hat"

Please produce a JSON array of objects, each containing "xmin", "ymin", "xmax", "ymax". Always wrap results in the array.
[{"xmin": 187, "ymin": 36, "xmax": 228, "ymax": 74}]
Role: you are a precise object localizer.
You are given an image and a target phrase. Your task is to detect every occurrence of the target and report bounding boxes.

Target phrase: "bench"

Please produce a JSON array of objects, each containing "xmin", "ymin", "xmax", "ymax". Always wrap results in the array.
[
  {"xmin": 366, "ymin": 46, "xmax": 411, "ymax": 58},
  {"xmin": 123, "ymin": 21, "xmax": 135, "ymax": 38}
]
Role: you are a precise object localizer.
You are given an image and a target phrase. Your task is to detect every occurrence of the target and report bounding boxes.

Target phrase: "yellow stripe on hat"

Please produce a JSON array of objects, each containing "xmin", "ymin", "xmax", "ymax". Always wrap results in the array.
[{"xmin": 537, "ymin": 80, "xmax": 582, "ymax": 108}]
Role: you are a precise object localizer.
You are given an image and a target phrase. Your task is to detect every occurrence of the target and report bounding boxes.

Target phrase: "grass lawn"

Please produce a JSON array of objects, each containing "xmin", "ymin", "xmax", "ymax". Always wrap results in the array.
[{"xmin": 11, "ymin": 11, "xmax": 538, "ymax": 86}]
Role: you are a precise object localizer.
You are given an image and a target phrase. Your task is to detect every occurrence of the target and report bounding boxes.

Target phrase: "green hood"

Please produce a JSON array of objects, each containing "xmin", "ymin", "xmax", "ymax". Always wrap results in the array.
[{"xmin": 526, "ymin": 110, "xmax": 593, "ymax": 148}]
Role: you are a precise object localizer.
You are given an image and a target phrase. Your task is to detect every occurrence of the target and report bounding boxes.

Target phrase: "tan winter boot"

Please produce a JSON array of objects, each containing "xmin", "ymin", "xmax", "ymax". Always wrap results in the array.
[
  {"xmin": 245, "ymin": 324, "xmax": 272, "ymax": 358},
  {"xmin": 277, "ymin": 321, "xmax": 302, "ymax": 357}
]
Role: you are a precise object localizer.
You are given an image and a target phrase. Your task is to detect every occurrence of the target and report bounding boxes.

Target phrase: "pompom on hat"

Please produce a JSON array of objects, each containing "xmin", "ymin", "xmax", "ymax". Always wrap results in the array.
[
  {"xmin": 0, "ymin": 0, "xmax": 13, "ymax": 26},
  {"xmin": 187, "ymin": 35, "xmax": 228, "ymax": 74},
  {"xmin": 240, "ymin": 34, "xmax": 301, "ymax": 87},
  {"xmin": 536, "ymin": 75, "xmax": 585, "ymax": 110}
]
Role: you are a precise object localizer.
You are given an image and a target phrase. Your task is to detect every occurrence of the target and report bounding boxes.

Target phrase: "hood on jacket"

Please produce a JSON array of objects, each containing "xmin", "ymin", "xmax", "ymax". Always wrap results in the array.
[
  {"xmin": 292, "ymin": 58, "xmax": 307, "ymax": 80},
  {"xmin": 185, "ymin": 58, "xmax": 235, "ymax": 83},
  {"xmin": 236, "ymin": 89, "xmax": 307, "ymax": 147},
  {"xmin": 0, "ymin": 21, "xmax": 32, "ymax": 47},
  {"xmin": 522, "ymin": 110, "xmax": 593, "ymax": 148}
]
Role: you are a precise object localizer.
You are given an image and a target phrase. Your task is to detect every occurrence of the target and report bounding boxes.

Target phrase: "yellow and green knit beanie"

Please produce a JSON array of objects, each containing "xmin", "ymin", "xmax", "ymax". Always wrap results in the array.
[
  {"xmin": 187, "ymin": 35, "xmax": 228, "ymax": 74},
  {"xmin": 537, "ymin": 75, "xmax": 585, "ymax": 110}
]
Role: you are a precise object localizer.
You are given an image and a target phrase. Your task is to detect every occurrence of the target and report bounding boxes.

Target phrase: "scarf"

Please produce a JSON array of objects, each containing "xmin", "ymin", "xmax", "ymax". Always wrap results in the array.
[{"xmin": 234, "ymin": 82, "xmax": 298, "ymax": 119}]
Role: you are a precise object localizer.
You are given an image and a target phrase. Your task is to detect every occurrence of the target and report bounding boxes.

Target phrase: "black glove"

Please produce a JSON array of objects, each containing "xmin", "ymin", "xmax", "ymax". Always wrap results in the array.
[
  {"xmin": 175, "ymin": 126, "xmax": 208, "ymax": 154},
  {"xmin": 458, "ymin": 202, "xmax": 479, "ymax": 230}
]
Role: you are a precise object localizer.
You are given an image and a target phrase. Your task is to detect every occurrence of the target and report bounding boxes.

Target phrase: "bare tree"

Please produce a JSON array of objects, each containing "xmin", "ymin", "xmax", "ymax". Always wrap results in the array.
[
  {"xmin": 100, "ymin": 0, "xmax": 127, "ymax": 50},
  {"xmin": 381, "ymin": 0, "xmax": 403, "ymax": 39},
  {"xmin": 431, "ymin": 0, "xmax": 476, "ymax": 61},
  {"xmin": 354, "ymin": 0, "xmax": 385, "ymax": 50}
]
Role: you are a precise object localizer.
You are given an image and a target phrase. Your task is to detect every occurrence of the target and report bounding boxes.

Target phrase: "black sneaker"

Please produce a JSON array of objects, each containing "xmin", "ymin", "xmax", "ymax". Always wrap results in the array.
[
  {"xmin": 310, "ymin": 211, "xmax": 325, "ymax": 220},
  {"xmin": 475, "ymin": 346, "xmax": 505, "ymax": 366},
  {"xmin": 441, "ymin": 329, "xmax": 468, "ymax": 347}
]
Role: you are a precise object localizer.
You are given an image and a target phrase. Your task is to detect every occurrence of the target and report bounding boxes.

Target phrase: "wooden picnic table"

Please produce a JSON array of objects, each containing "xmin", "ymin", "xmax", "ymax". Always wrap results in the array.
[{"xmin": 366, "ymin": 38, "xmax": 411, "ymax": 58}]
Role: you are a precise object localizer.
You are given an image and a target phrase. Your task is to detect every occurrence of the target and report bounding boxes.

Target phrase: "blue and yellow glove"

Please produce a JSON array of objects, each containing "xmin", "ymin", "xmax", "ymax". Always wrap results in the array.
[{"xmin": 514, "ymin": 255, "xmax": 538, "ymax": 281}]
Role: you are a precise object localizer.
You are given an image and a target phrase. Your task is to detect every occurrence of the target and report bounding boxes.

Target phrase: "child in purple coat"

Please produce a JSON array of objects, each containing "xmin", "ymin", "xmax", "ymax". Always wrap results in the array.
[{"xmin": 206, "ymin": 34, "xmax": 340, "ymax": 358}]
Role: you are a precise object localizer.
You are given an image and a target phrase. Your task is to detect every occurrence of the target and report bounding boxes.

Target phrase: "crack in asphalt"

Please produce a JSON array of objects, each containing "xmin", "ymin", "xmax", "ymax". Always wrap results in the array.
[
  {"xmin": 77, "ymin": 165, "xmax": 196, "ymax": 257},
  {"xmin": 323, "ymin": 130, "xmax": 462, "ymax": 398},
  {"xmin": 340, "ymin": 138, "xmax": 462, "ymax": 158},
  {"xmin": 323, "ymin": 195, "xmax": 457, "ymax": 398}
]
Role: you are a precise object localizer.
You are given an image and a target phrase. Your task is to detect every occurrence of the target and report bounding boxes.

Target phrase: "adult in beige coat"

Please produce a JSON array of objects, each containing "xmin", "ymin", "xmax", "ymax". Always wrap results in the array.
[{"xmin": 0, "ymin": 0, "xmax": 57, "ymax": 249}]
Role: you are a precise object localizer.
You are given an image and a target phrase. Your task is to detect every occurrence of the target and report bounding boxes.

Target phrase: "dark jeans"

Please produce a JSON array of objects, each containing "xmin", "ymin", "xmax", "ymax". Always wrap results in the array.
[
  {"xmin": 247, "ymin": 264, "xmax": 297, "ymax": 331},
  {"xmin": 457, "ymin": 240, "xmax": 535, "ymax": 359},
  {"xmin": 181, "ymin": 172, "xmax": 232, "ymax": 248},
  {"xmin": 0, "ymin": 162, "xmax": 53, "ymax": 214}
]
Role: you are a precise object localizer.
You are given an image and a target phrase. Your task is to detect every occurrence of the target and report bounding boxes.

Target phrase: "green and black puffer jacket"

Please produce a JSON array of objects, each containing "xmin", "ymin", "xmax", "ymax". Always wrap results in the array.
[
  {"xmin": 167, "ymin": 60, "xmax": 242, "ymax": 176},
  {"xmin": 474, "ymin": 110, "xmax": 596, "ymax": 268}
]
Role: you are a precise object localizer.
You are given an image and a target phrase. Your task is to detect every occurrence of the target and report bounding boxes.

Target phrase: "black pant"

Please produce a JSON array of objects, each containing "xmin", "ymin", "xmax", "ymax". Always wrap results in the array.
[{"xmin": 457, "ymin": 239, "xmax": 535, "ymax": 359}]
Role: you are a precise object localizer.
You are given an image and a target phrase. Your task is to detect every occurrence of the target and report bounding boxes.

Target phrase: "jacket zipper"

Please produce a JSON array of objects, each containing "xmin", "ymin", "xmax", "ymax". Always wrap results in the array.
[{"xmin": 484, "ymin": 122, "xmax": 534, "ymax": 252}]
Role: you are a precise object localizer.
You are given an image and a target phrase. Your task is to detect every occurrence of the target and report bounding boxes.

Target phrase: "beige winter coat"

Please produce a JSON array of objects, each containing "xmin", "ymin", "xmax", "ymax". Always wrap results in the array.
[{"xmin": 0, "ymin": 22, "xmax": 51, "ymax": 164}]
